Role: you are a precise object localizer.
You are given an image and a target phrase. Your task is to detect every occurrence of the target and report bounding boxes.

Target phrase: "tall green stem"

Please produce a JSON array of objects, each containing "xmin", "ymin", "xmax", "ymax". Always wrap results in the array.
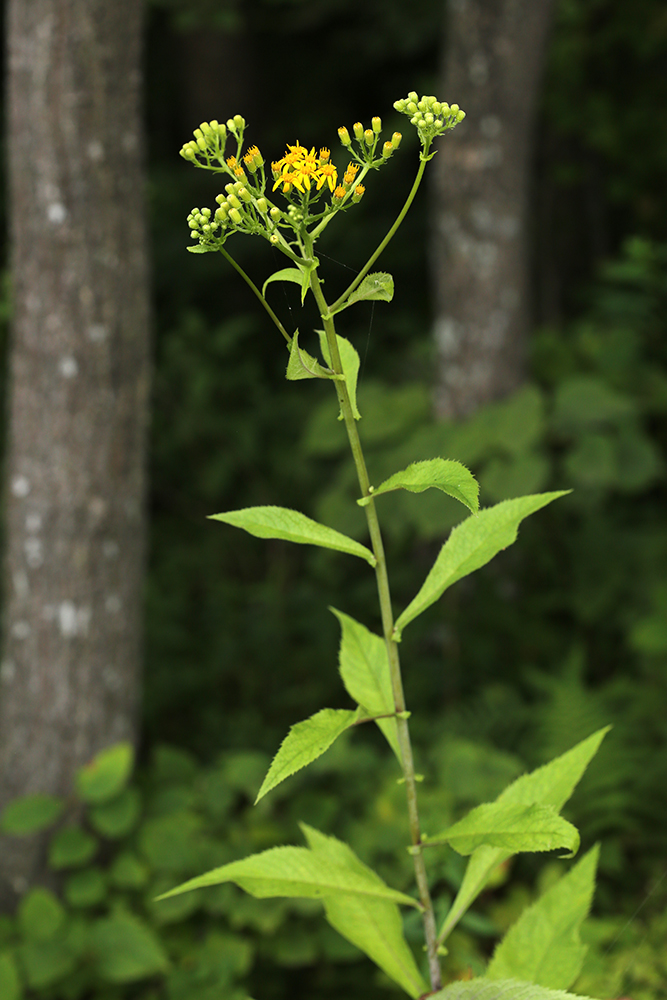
[
  {"xmin": 309, "ymin": 267, "xmax": 442, "ymax": 993},
  {"xmin": 220, "ymin": 246, "xmax": 291, "ymax": 344}
]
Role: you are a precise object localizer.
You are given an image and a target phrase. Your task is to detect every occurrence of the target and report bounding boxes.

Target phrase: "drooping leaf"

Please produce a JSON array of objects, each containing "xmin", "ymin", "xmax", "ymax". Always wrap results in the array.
[
  {"xmin": 331, "ymin": 608, "xmax": 400, "ymax": 761},
  {"xmin": 262, "ymin": 266, "xmax": 307, "ymax": 298},
  {"xmin": 156, "ymin": 844, "xmax": 422, "ymax": 909},
  {"xmin": 256, "ymin": 708, "xmax": 362, "ymax": 802},
  {"xmin": 438, "ymin": 728, "xmax": 609, "ymax": 943},
  {"xmin": 486, "ymin": 845, "xmax": 599, "ymax": 989},
  {"xmin": 0, "ymin": 794, "xmax": 65, "ymax": 835},
  {"xmin": 209, "ymin": 506, "xmax": 376, "ymax": 565},
  {"xmin": 187, "ymin": 242, "xmax": 219, "ymax": 254},
  {"xmin": 90, "ymin": 913, "xmax": 170, "ymax": 982},
  {"xmin": 302, "ymin": 825, "xmax": 428, "ymax": 998},
  {"xmin": 429, "ymin": 979, "xmax": 587, "ymax": 1000},
  {"xmin": 358, "ymin": 459, "xmax": 479, "ymax": 513},
  {"xmin": 286, "ymin": 329, "xmax": 335, "ymax": 380},
  {"xmin": 425, "ymin": 802, "xmax": 579, "ymax": 857},
  {"xmin": 394, "ymin": 493, "xmax": 568, "ymax": 639},
  {"xmin": 318, "ymin": 331, "xmax": 361, "ymax": 419},
  {"xmin": 336, "ymin": 272, "xmax": 394, "ymax": 311},
  {"xmin": 75, "ymin": 742, "xmax": 134, "ymax": 804}
]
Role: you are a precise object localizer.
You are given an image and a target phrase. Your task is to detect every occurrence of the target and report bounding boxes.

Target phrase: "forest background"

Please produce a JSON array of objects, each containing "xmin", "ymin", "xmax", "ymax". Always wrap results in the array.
[{"xmin": 1, "ymin": 0, "xmax": 667, "ymax": 997}]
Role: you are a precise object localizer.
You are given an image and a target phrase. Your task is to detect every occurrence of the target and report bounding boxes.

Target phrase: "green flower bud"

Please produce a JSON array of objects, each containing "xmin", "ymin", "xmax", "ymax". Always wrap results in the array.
[
  {"xmin": 433, "ymin": 102, "xmax": 442, "ymax": 115},
  {"xmin": 450, "ymin": 104, "xmax": 459, "ymax": 114},
  {"xmin": 188, "ymin": 218, "xmax": 199, "ymax": 229},
  {"xmin": 196, "ymin": 137, "xmax": 207, "ymax": 152},
  {"xmin": 418, "ymin": 99, "xmax": 427, "ymax": 112},
  {"xmin": 407, "ymin": 102, "xmax": 418, "ymax": 114},
  {"xmin": 435, "ymin": 119, "xmax": 443, "ymax": 129},
  {"xmin": 364, "ymin": 128, "xmax": 374, "ymax": 146},
  {"xmin": 201, "ymin": 122, "xmax": 213, "ymax": 135},
  {"xmin": 201, "ymin": 207, "xmax": 211, "ymax": 218},
  {"xmin": 215, "ymin": 194, "xmax": 225, "ymax": 205},
  {"xmin": 238, "ymin": 187, "xmax": 252, "ymax": 203},
  {"xmin": 202, "ymin": 224, "xmax": 211, "ymax": 233},
  {"xmin": 215, "ymin": 206, "xmax": 228, "ymax": 222},
  {"xmin": 233, "ymin": 114, "xmax": 245, "ymax": 129},
  {"xmin": 351, "ymin": 184, "xmax": 365, "ymax": 203},
  {"xmin": 228, "ymin": 194, "xmax": 242, "ymax": 210},
  {"xmin": 225, "ymin": 183, "xmax": 234, "ymax": 194},
  {"xmin": 393, "ymin": 100, "xmax": 406, "ymax": 112},
  {"xmin": 407, "ymin": 90, "xmax": 418, "ymax": 102},
  {"xmin": 181, "ymin": 146, "xmax": 196, "ymax": 161},
  {"xmin": 270, "ymin": 207, "xmax": 282, "ymax": 221},
  {"xmin": 382, "ymin": 141, "xmax": 394, "ymax": 158},
  {"xmin": 270, "ymin": 233, "xmax": 280, "ymax": 244},
  {"xmin": 193, "ymin": 128, "xmax": 204, "ymax": 141},
  {"xmin": 353, "ymin": 122, "xmax": 364, "ymax": 141},
  {"xmin": 371, "ymin": 116, "xmax": 382, "ymax": 133},
  {"xmin": 338, "ymin": 126, "xmax": 352, "ymax": 147},
  {"xmin": 188, "ymin": 141, "xmax": 199, "ymax": 154},
  {"xmin": 226, "ymin": 118, "xmax": 235, "ymax": 132},
  {"xmin": 425, "ymin": 113, "xmax": 434, "ymax": 125},
  {"xmin": 391, "ymin": 132, "xmax": 402, "ymax": 148},
  {"xmin": 256, "ymin": 197, "xmax": 268, "ymax": 214},
  {"xmin": 229, "ymin": 207, "xmax": 243, "ymax": 225},
  {"xmin": 457, "ymin": 109, "xmax": 466, "ymax": 121}
]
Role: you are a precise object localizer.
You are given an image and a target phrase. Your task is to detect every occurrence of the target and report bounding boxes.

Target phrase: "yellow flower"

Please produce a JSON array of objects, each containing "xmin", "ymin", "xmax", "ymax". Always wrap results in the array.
[
  {"xmin": 343, "ymin": 162, "xmax": 359, "ymax": 186},
  {"xmin": 272, "ymin": 142, "xmax": 338, "ymax": 195},
  {"xmin": 332, "ymin": 185, "xmax": 346, "ymax": 201},
  {"xmin": 316, "ymin": 161, "xmax": 338, "ymax": 192}
]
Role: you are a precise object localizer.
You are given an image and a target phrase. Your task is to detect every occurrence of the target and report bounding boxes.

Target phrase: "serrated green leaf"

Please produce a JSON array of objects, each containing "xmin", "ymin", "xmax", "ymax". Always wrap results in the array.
[
  {"xmin": 487, "ymin": 845, "xmax": 599, "ymax": 989},
  {"xmin": 256, "ymin": 708, "xmax": 361, "ymax": 802},
  {"xmin": 18, "ymin": 889, "xmax": 66, "ymax": 941},
  {"xmin": 318, "ymin": 331, "xmax": 361, "ymax": 419},
  {"xmin": 262, "ymin": 266, "xmax": 306, "ymax": 297},
  {"xmin": 0, "ymin": 794, "xmax": 65, "ymax": 835},
  {"xmin": 48, "ymin": 826, "xmax": 98, "ymax": 869},
  {"xmin": 75, "ymin": 742, "xmax": 134, "ymax": 804},
  {"xmin": 0, "ymin": 951, "xmax": 22, "ymax": 1000},
  {"xmin": 429, "ymin": 979, "xmax": 586, "ymax": 1000},
  {"xmin": 286, "ymin": 329, "xmax": 334, "ymax": 380},
  {"xmin": 89, "ymin": 787, "xmax": 141, "ymax": 838},
  {"xmin": 425, "ymin": 802, "xmax": 579, "ymax": 856},
  {"xmin": 330, "ymin": 608, "xmax": 400, "ymax": 762},
  {"xmin": 438, "ymin": 728, "xmax": 609, "ymax": 944},
  {"xmin": 209, "ymin": 505, "xmax": 376, "ymax": 566},
  {"xmin": 394, "ymin": 493, "xmax": 568, "ymax": 639},
  {"xmin": 156, "ymin": 844, "xmax": 422, "ymax": 909},
  {"xmin": 301, "ymin": 825, "xmax": 427, "ymax": 998},
  {"xmin": 90, "ymin": 913, "xmax": 169, "ymax": 982},
  {"xmin": 336, "ymin": 272, "xmax": 394, "ymax": 311},
  {"xmin": 359, "ymin": 459, "xmax": 479, "ymax": 513}
]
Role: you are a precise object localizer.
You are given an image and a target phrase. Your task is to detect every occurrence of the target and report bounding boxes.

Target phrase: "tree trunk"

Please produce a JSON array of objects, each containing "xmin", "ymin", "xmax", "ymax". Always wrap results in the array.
[
  {"xmin": 0, "ymin": 0, "xmax": 150, "ymax": 906},
  {"xmin": 432, "ymin": 0, "xmax": 556, "ymax": 418}
]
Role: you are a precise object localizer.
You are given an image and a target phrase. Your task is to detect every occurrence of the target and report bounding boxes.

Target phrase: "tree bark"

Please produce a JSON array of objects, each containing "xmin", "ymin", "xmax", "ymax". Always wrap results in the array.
[
  {"xmin": 0, "ymin": 0, "xmax": 150, "ymax": 906},
  {"xmin": 432, "ymin": 0, "xmax": 556, "ymax": 418}
]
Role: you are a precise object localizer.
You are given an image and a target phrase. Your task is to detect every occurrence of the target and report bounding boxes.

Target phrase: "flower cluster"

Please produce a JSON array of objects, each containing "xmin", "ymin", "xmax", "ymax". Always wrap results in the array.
[
  {"xmin": 336, "ymin": 116, "xmax": 402, "ymax": 169},
  {"xmin": 271, "ymin": 144, "xmax": 337, "ymax": 195},
  {"xmin": 393, "ymin": 92, "xmax": 465, "ymax": 150}
]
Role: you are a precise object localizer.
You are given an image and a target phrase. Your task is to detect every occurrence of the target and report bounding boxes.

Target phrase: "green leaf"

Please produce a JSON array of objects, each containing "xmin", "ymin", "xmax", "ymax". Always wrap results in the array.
[
  {"xmin": 429, "ymin": 979, "xmax": 586, "ymax": 1000},
  {"xmin": 75, "ymin": 742, "xmax": 134, "ymax": 803},
  {"xmin": 64, "ymin": 868, "xmax": 108, "ymax": 908},
  {"xmin": 358, "ymin": 459, "xmax": 479, "ymax": 513},
  {"xmin": 109, "ymin": 851, "xmax": 150, "ymax": 890},
  {"xmin": 425, "ymin": 802, "xmax": 579, "ymax": 856},
  {"xmin": 18, "ymin": 940, "xmax": 76, "ymax": 989},
  {"xmin": 301, "ymin": 825, "xmax": 428, "ymax": 999},
  {"xmin": 286, "ymin": 329, "xmax": 335, "ymax": 380},
  {"xmin": 394, "ymin": 493, "xmax": 568, "ymax": 639},
  {"xmin": 256, "ymin": 708, "xmax": 362, "ymax": 802},
  {"xmin": 318, "ymin": 331, "xmax": 361, "ymax": 419},
  {"xmin": 331, "ymin": 608, "xmax": 400, "ymax": 761},
  {"xmin": 18, "ymin": 888, "xmax": 66, "ymax": 941},
  {"xmin": 262, "ymin": 266, "xmax": 308, "ymax": 299},
  {"xmin": 89, "ymin": 787, "xmax": 141, "ymax": 838},
  {"xmin": 438, "ymin": 728, "xmax": 609, "ymax": 943},
  {"xmin": 90, "ymin": 913, "xmax": 169, "ymax": 982},
  {"xmin": 209, "ymin": 505, "xmax": 376, "ymax": 566},
  {"xmin": 0, "ymin": 951, "xmax": 22, "ymax": 1000},
  {"xmin": 156, "ymin": 844, "xmax": 422, "ymax": 909},
  {"xmin": 48, "ymin": 826, "xmax": 98, "ymax": 869},
  {"xmin": 486, "ymin": 845, "xmax": 599, "ymax": 989},
  {"xmin": 0, "ymin": 794, "xmax": 65, "ymax": 835},
  {"xmin": 186, "ymin": 242, "xmax": 220, "ymax": 254},
  {"xmin": 334, "ymin": 272, "xmax": 394, "ymax": 312}
]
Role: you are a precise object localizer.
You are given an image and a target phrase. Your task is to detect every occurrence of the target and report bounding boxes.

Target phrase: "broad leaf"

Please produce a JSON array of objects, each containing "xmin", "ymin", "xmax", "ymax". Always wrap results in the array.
[
  {"xmin": 209, "ymin": 506, "xmax": 376, "ymax": 566},
  {"xmin": 438, "ymin": 727, "xmax": 609, "ymax": 943},
  {"xmin": 1, "ymin": 794, "xmax": 65, "ymax": 835},
  {"xmin": 302, "ymin": 825, "xmax": 427, "ymax": 998},
  {"xmin": 429, "ymin": 979, "xmax": 587, "ymax": 1000},
  {"xmin": 156, "ymin": 845, "xmax": 422, "ymax": 909},
  {"xmin": 256, "ymin": 708, "xmax": 362, "ymax": 802},
  {"xmin": 318, "ymin": 331, "xmax": 361, "ymax": 419},
  {"xmin": 487, "ymin": 845, "xmax": 599, "ymax": 989},
  {"xmin": 76, "ymin": 742, "xmax": 134, "ymax": 804},
  {"xmin": 262, "ymin": 266, "xmax": 309, "ymax": 300},
  {"xmin": 394, "ymin": 493, "xmax": 568, "ymax": 639},
  {"xmin": 0, "ymin": 952, "xmax": 21, "ymax": 1000},
  {"xmin": 90, "ymin": 913, "xmax": 169, "ymax": 982},
  {"xmin": 331, "ymin": 608, "xmax": 401, "ymax": 761},
  {"xmin": 338, "ymin": 272, "xmax": 394, "ymax": 311},
  {"xmin": 187, "ymin": 242, "xmax": 220, "ymax": 253},
  {"xmin": 286, "ymin": 329, "xmax": 335, "ymax": 380},
  {"xmin": 358, "ymin": 459, "xmax": 479, "ymax": 513},
  {"xmin": 425, "ymin": 802, "xmax": 579, "ymax": 856}
]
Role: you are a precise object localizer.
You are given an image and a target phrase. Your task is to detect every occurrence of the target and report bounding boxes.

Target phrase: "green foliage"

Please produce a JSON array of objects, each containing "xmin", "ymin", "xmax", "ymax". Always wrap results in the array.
[
  {"xmin": 359, "ymin": 459, "xmax": 479, "ymax": 513},
  {"xmin": 426, "ymin": 803, "xmax": 579, "ymax": 857},
  {"xmin": 431, "ymin": 981, "xmax": 583, "ymax": 1000},
  {"xmin": 75, "ymin": 742, "xmax": 135, "ymax": 803},
  {"xmin": 0, "ymin": 795, "xmax": 65, "ymax": 835}
]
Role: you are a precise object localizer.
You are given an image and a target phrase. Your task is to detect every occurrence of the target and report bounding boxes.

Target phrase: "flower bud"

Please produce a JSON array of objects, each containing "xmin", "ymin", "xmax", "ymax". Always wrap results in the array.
[
  {"xmin": 233, "ymin": 114, "xmax": 245, "ymax": 129},
  {"xmin": 228, "ymin": 194, "xmax": 242, "ymax": 210},
  {"xmin": 215, "ymin": 193, "xmax": 225, "ymax": 205},
  {"xmin": 188, "ymin": 218, "xmax": 199, "ymax": 229},
  {"xmin": 337, "ymin": 126, "xmax": 352, "ymax": 147},
  {"xmin": 196, "ymin": 137, "xmax": 207, "ymax": 152},
  {"xmin": 450, "ymin": 104, "xmax": 459, "ymax": 114},
  {"xmin": 193, "ymin": 128, "xmax": 204, "ymax": 141},
  {"xmin": 201, "ymin": 207, "xmax": 211, "ymax": 218},
  {"xmin": 352, "ymin": 184, "xmax": 365, "ymax": 203},
  {"xmin": 371, "ymin": 116, "xmax": 382, "ymax": 133},
  {"xmin": 270, "ymin": 207, "xmax": 282, "ymax": 221},
  {"xmin": 364, "ymin": 129, "xmax": 374, "ymax": 146},
  {"xmin": 407, "ymin": 102, "xmax": 418, "ymax": 114},
  {"xmin": 456, "ymin": 109, "xmax": 466, "ymax": 121},
  {"xmin": 407, "ymin": 91, "xmax": 418, "ymax": 102},
  {"xmin": 201, "ymin": 122, "xmax": 213, "ymax": 136},
  {"xmin": 382, "ymin": 141, "xmax": 394, "ymax": 158},
  {"xmin": 353, "ymin": 122, "xmax": 364, "ymax": 141},
  {"xmin": 229, "ymin": 207, "xmax": 243, "ymax": 225},
  {"xmin": 391, "ymin": 132, "xmax": 402, "ymax": 149},
  {"xmin": 425, "ymin": 113, "xmax": 434, "ymax": 125},
  {"xmin": 270, "ymin": 233, "xmax": 280, "ymax": 244},
  {"xmin": 226, "ymin": 118, "xmax": 235, "ymax": 132},
  {"xmin": 333, "ymin": 185, "xmax": 346, "ymax": 202},
  {"xmin": 256, "ymin": 197, "xmax": 268, "ymax": 214},
  {"xmin": 181, "ymin": 146, "xmax": 196, "ymax": 161},
  {"xmin": 238, "ymin": 187, "xmax": 252, "ymax": 203},
  {"xmin": 215, "ymin": 206, "xmax": 228, "ymax": 222}
]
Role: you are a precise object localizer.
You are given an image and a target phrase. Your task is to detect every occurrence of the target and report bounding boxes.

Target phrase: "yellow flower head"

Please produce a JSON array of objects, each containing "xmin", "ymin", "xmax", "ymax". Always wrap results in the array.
[
  {"xmin": 317, "ymin": 161, "xmax": 338, "ymax": 192},
  {"xmin": 273, "ymin": 142, "xmax": 338, "ymax": 195},
  {"xmin": 343, "ymin": 162, "xmax": 359, "ymax": 186},
  {"xmin": 332, "ymin": 185, "xmax": 346, "ymax": 201}
]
